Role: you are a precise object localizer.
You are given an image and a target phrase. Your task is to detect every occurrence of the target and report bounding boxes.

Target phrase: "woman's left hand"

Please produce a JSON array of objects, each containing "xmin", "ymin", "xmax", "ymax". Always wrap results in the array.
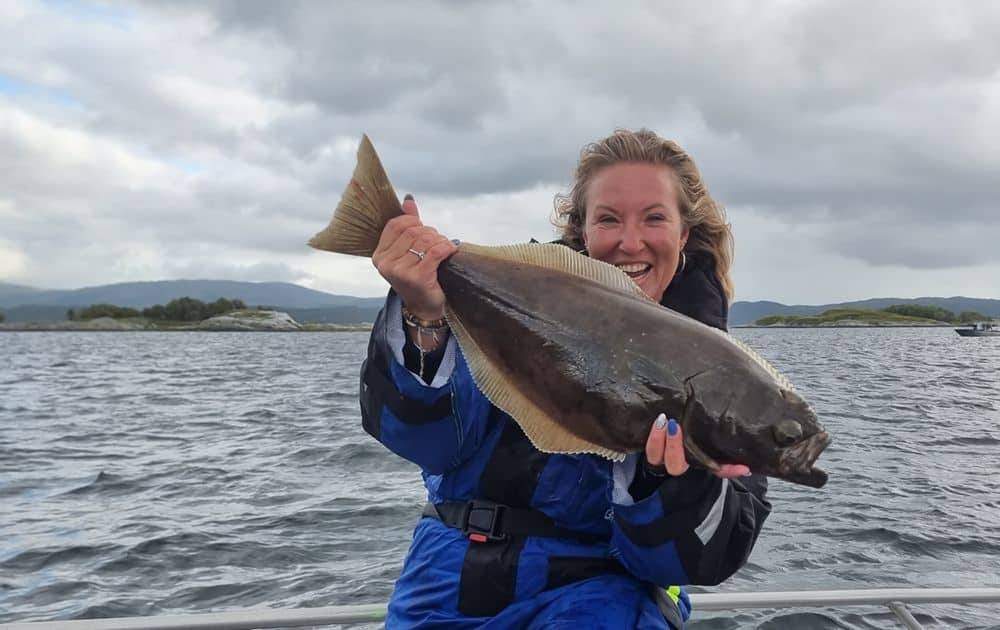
[{"xmin": 645, "ymin": 413, "xmax": 751, "ymax": 479}]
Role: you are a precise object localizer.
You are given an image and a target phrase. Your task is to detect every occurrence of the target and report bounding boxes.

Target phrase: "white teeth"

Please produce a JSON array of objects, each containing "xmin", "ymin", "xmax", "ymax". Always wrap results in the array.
[{"xmin": 616, "ymin": 263, "xmax": 650, "ymax": 273}]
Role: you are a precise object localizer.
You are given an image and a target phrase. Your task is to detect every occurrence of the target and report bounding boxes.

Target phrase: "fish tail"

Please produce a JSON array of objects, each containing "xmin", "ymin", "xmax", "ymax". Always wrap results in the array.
[{"xmin": 307, "ymin": 134, "xmax": 403, "ymax": 258}]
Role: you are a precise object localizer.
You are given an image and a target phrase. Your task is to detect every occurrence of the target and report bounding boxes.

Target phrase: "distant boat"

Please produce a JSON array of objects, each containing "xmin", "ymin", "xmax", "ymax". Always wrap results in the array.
[{"xmin": 955, "ymin": 320, "xmax": 1000, "ymax": 337}]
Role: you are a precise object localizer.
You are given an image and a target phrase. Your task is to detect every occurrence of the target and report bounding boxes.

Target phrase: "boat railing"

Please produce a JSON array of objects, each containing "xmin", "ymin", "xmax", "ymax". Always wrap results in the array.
[{"xmin": 3, "ymin": 587, "xmax": 1000, "ymax": 630}]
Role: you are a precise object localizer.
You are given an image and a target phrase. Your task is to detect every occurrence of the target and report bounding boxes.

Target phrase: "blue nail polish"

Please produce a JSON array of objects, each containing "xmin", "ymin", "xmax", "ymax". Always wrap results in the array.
[
  {"xmin": 653, "ymin": 414, "xmax": 666, "ymax": 430},
  {"xmin": 667, "ymin": 418, "xmax": 678, "ymax": 436},
  {"xmin": 451, "ymin": 238, "xmax": 461, "ymax": 245},
  {"xmin": 404, "ymin": 193, "xmax": 414, "ymax": 201}
]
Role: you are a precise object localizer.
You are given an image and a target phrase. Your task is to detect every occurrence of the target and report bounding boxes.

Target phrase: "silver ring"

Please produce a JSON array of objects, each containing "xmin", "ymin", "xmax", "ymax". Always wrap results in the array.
[{"xmin": 408, "ymin": 248, "xmax": 426, "ymax": 261}]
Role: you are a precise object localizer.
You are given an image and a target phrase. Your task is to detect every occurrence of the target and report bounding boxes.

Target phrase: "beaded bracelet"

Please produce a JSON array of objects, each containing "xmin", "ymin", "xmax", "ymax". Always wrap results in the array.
[{"xmin": 401, "ymin": 305, "xmax": 448, "ymax": 330}]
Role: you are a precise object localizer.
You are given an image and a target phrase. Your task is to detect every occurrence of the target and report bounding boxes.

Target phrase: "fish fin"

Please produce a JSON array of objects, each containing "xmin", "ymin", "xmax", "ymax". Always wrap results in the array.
[
  {"xmin": 446, "ymin": 304, "xmax": 628, "ymax": 462},
  {"xmin": 308, "ymin": 134, "xmax": 403, "ymax": 258},
  {"xmin": 709, "ymin": 327, "xmax": 798, "ymax": 393},
  {"xmin": 458, "ymin": 242, "xmax": 656, "ymax": 302},
  {"xmin": 681, "ymin": 380, "xmax": 721, "ymax": 472}
]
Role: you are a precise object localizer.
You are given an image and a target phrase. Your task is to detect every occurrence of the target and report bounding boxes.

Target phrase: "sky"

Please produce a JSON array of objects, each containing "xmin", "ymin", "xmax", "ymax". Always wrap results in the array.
[{"xmin": 1, "ymin": 0, "xmax": 998, "ymax": 305}]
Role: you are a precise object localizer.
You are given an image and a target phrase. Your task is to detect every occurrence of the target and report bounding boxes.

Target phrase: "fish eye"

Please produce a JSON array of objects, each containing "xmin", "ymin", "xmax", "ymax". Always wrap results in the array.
[{"xmin": 772, "ymin": 419, "xmax": 803, "ymax": 447}]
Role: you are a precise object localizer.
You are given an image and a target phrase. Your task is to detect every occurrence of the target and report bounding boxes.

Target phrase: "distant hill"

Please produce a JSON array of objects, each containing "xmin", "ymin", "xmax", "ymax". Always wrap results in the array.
[
  {"xmin": 0, "ymin": 282, "xmax": 42, "ymax": 293},
  {"xmin": 0, "ymin": 280, "xmax": 385, "ymax": 310},
  {"xmin": 283, "ymin": 306, "xmax": 382, "ymax": 325},
  {"xmin": 0, "ymin": 280, "xmax": 388, "ymax": 324},
  {"xmin": 0, "ymin": 282, "xmax": 46, "ymax": 308},
  {"xmin": 730, "ymin": 297, "xmax": 1000, "ymax": 326},
  {"xmin": 1, "ymin": 305, "xmax": 77, "ymax": 323},
  {"xmin": 2, "ymin": 280, "xmax": 996, "ymax": 326}
]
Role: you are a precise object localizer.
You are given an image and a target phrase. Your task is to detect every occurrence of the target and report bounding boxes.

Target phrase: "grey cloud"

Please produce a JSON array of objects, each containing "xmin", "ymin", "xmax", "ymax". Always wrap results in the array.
[
  {"xmin": 188, "ymin": 1, "xmax": 1000, "ymax": 216},
  {"xmin": 4, "ymin": 0, "xmax": 1000, "ymax": 293},
  {"xmin": 824, "ymin": 217, "xmax": 1000, "ymax": 269},
  {"xmin": 164, "ymin": 260, "xmax": 312, "ymax": 284}
]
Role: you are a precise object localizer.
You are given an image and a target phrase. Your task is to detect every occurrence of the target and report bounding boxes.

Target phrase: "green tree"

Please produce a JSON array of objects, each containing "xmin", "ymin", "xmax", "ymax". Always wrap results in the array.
[
  {"xmin": 957, "ymin": 311, "xmax": 987, "ymax": 323},
  {"xmin": 754, "ymin": 315, "xmax": 785, "ymax": 326},
  {"xmin": 882, "ymin": 304, "xmax": 954, "ymax": 322},
  {"xmin": 205, "ymin": 298, "xmax": 247, "ymax": 318},
  {"xmin": 157, "ymin": 296, "xmax": 242, "ymax": 321},
  {"xmin": 78, "ymin": 304, "xmax": 142, "ymax": 320},
  {"xmin": 207, "ymin": 298, "xmax": 228, "ymax": 317},
  {"xmin": 0, "ymin": 310, "xmax": 5, "ymax": 323},
  {"xmin": 142, "ymin": 304, "xmax": 166, "ymax": 320},
  {"xmin": 162, "ymin": 297, "xmax": 206, "ymax": 322},
  {"xmin": 66, "ymin": 308, "xmax": 75, "ymax": 321}
]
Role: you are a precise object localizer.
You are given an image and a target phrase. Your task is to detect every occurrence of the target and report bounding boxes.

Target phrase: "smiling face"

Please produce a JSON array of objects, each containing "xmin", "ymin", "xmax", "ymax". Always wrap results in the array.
[{"xmin": 582, "ymin": 162, "xmax": 690, "ymax": 302}]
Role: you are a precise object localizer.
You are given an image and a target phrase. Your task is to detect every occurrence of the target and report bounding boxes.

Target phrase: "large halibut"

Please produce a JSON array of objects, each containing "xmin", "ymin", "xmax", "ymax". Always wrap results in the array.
[{"xmin": 309, "ymin": 135, "xmax": 831, "ymax": 487}]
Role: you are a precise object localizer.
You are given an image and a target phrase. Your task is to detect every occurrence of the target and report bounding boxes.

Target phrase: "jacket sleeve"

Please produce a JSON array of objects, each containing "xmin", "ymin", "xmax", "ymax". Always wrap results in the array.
[
  {"xmin": 609, "ymin": 467, "xmax": 771, "ymax": 586},
  {"xmin": 359, "ymin": 292, "xmax": 492, "ymax": 475}
]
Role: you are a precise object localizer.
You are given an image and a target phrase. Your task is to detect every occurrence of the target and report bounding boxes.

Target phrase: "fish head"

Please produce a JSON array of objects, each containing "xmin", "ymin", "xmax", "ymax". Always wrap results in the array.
[
  {"xmin": 692, "ymin": 384, "xmax": 831, "ymax": 488},
  {"xmin": 764, "ymin": 388, "xmax": 831, "ymax": 487}
]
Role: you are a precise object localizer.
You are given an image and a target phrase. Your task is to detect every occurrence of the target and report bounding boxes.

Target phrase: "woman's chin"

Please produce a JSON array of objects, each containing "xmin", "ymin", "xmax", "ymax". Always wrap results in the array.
[
  {"xmin": 639, "ymin": 278, "xmax": 670, "ymax": 302},
  {"xmin": 630, "ymin": 273, "xmax": 654, "ymax": 299}
]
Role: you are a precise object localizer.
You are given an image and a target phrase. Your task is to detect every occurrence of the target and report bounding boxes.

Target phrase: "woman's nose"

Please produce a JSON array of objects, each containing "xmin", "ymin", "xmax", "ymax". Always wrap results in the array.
[{"xmin": 618, "ymin": 225, "xmax": 643, "ymax": 253}]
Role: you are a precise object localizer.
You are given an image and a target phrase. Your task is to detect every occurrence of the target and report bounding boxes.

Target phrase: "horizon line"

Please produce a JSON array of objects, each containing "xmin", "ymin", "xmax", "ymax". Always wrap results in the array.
[{"xmin": 2, "ymin": 278, "xmax": 999, "ymax": 307}]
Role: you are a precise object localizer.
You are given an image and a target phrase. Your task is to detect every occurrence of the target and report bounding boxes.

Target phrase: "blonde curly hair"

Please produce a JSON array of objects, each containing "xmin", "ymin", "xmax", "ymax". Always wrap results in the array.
[{"xmin": 553, "ymin": 128, "xmax": 734, "ymax": 303}]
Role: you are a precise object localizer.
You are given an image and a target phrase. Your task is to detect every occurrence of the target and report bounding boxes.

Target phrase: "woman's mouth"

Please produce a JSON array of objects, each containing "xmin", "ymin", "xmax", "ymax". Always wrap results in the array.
[{"xmin": 615, "ymin": 263, "xmax": 652, "ymax": 280}]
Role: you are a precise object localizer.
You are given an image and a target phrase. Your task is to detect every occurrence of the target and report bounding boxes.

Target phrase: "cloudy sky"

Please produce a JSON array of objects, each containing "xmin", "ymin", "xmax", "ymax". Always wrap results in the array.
[{"xmin": 2, "ymin": 1, "xmax": 998, "ymax": 304}]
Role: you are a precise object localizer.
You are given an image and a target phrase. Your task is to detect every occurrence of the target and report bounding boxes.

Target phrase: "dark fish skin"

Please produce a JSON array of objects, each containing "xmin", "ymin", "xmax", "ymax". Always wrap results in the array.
[
  {"xmin": 306, "ymin": 134, "xmax": 831, "ymax": 488},
  {"xmin": 440, "ymin": 249, "xmax": 831, "ymax": 488}
]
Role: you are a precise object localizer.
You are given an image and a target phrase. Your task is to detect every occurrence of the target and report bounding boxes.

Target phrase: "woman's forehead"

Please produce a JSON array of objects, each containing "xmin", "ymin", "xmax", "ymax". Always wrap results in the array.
[{"xmin": 587, "ymin": 162, "xmax": 678, "ymax": 208}]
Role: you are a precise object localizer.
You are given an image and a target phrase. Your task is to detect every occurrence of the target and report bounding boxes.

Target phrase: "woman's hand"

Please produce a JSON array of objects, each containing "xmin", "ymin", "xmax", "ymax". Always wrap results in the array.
[
  {"xmin": 372, "ymin": 195, "xmax": 458, "ymax": 321},
  {"xmin": 645, "ymin": 413, "xmax": 751, "ymax": 479}
]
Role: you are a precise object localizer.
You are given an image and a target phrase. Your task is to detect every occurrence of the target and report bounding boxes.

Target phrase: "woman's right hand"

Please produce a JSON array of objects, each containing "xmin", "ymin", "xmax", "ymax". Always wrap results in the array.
[{"xmin": 372, "ymin": 194, "xmax": 458, "ymax": 321}]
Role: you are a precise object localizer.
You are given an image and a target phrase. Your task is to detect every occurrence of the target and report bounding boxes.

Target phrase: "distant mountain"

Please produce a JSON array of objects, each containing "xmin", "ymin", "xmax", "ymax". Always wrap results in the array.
[
  {"xmin": 0, "ymin": 280, "xmax": 386, "ymax": 310},
  {"xmin": 2, "ymin": 280, "xmax": 996, "ymax": 326},
  {"xmin": 0, "ymin": 282, "xmax": 42, "ymax": 294},
  {"xmin": 1, "ymin": 305, "xmax": 77, "ymax": 323},
  {"xmin": 729, "ymin": 301, "xmax": 817, "ymax": 325},
  {"xmin": 283, "ymin": 306, "xmax": 382, "ymax": 325},
  {"xmin": 730, "ymin": 297, "xmax": 1000, "ymax": 326},
  {"xmin": 0, "ymin": 282, "xmax": 46, "ymax": 307}
]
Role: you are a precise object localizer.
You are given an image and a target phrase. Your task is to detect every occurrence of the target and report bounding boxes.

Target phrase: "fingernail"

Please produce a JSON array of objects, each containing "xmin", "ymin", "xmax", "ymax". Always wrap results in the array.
[
  {"xmin": 653, "ymin": 413, "xmax": 666, "ymax": 430},
  {"xmin": 667, "ymin": 418, "xmax": 678, "ymax": 436},
  {"xmin": 404, "ymin": 193, "xmax": 414, "ymax": 201},
  {"xmin": 742, "ymin": 470, "xmax": 753, "ymax": 477},
  {"xmin": 451, "ymin": 238, "xmax": 461, "ymax": 245}
]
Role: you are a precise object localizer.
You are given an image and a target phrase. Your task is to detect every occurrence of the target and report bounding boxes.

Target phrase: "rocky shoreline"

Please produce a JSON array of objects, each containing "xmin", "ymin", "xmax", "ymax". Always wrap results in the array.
[
  {"xmin": 0, "ymin": 310, "xmax": 373, "ymax": 332},
  {"xmin": 2, "ymin": 313, "xmax": 956, "ymax": 332},
  {"xmin": 737, "ymin": 321, "xmax": 953, "ymax": 328}
]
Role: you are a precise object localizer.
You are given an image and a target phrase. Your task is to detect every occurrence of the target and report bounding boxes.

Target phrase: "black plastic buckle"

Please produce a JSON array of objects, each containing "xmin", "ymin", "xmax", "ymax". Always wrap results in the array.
[{"xmin": 462, "ymin": 500, "xmax": 507, "ymax": 543}]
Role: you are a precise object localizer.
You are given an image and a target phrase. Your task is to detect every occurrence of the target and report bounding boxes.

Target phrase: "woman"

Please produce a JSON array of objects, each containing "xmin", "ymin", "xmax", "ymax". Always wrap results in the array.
[{"xmin": 360, "ymin": 128, "xmax": 771, "ymax": 628}]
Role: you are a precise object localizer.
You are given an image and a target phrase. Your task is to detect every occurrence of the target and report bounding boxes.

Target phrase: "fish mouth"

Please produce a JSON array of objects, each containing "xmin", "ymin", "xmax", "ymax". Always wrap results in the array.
[{"xmin": 779, "ymin": 431, "xmax": 832, "ymax": 488}]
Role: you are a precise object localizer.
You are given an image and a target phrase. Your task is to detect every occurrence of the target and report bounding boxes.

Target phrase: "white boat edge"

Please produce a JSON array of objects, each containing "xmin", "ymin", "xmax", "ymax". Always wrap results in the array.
[{"xmin": 3, "ymin": 587, "xmax": 1000, "ymax": 630}]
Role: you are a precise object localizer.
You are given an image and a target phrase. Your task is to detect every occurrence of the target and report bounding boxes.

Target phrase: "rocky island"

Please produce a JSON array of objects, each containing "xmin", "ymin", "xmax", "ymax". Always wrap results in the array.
[
  {"xmin": 0, "ymin": 296, "xmax": 373, "ymax": 332},
  {"xmin": 746, "ymin": 305, "xmax": 982, "ymax": 328},
  {"xmin": 0, "ymin": 310, "xmax": 372, "ymax": 331}
]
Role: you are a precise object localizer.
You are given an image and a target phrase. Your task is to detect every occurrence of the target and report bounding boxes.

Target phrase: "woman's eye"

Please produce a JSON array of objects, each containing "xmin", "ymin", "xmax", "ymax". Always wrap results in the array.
[
  {"xmin": 647, "ymin": 214, "xmax": 666, "ymax": 222},
  {"xmin": 598, "ymin": 215, "xmax": 618, "ymax": 224}
]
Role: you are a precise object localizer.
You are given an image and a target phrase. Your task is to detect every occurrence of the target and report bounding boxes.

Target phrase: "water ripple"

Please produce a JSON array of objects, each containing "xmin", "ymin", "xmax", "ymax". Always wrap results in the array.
[{"xmin": 2, "ymin": 329, "xmax": 999, "ymax": 628}]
